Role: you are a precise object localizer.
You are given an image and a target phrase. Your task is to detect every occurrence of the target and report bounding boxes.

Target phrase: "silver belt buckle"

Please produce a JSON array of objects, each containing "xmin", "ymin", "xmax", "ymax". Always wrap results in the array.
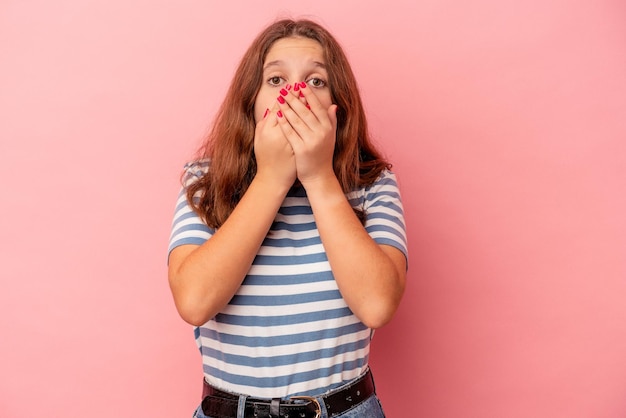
[{"xmin": 290, "ymin": 395, "xmax": 321, "ymax": 418}]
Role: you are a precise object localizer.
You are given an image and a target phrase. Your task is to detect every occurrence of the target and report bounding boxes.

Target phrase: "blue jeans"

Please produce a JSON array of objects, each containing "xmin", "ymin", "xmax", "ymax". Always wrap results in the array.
[{"xmin": 192, "ymin": 382, "xmax": 386, "ymax": 418}]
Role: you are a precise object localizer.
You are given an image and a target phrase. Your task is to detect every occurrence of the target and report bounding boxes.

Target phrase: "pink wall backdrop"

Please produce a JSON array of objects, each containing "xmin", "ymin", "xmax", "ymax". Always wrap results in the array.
[{"xmin": 1, "ymin": 1, "xmax": 625, "ymax": 417}]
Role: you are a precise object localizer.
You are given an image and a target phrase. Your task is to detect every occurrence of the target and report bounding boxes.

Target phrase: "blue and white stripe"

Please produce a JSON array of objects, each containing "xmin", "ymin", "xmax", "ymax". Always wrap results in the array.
[{"xmin": 168, "ymin": 161, "xmax": 407, "ymax": 398}]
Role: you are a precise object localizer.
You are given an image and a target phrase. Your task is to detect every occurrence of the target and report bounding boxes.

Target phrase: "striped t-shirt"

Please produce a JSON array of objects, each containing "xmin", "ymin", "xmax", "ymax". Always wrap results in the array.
[{"xmin": 168, "ymin": 160, "xmax": 407, "ymax": 398}]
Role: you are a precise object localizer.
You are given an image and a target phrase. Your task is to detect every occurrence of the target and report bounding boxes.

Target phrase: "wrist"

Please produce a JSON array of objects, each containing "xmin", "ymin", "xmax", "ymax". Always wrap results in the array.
[
  {"xmin": 252, "ymin": 172, "xmax": 294, "ymax": 196},
  {"xmin": 300, "ymin": 171, "xmax": 342, "ymax": 199}
]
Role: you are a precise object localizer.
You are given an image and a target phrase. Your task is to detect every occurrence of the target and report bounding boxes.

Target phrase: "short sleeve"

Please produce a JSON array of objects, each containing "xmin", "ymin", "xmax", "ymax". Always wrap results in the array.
[
  {"xmin": 167, "ymin": 161, "xmax": 215, "ymax": 259},
  {"xmin": 362, "ymin": 170, "xmax": 408, "ymax": 263}
]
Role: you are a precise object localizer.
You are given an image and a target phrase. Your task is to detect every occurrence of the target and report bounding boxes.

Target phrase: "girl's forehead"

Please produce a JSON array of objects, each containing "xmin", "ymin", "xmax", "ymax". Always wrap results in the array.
[{"xmin": 265, "ymin": 37, "xmax": 324, "ymax": 62}]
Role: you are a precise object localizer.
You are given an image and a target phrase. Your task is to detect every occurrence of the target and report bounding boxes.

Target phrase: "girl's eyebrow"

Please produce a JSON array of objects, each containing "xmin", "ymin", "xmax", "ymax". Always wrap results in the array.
[
  {"xmin": 263, "ymin": 61, "xmax": 282, "ymax": 71},
  {"xmin": 263, "ymin": 60, "xmax": 327, "ymax": 72}
]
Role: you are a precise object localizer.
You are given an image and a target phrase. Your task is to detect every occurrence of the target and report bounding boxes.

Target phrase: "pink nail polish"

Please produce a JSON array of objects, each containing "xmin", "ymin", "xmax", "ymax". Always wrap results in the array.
[
  {"xmin": 280, "ymin": 88, "xmax": 288, "ymax": 96},
  {"xmin": 306, "ymin": 104, "xmax": 311, "ymax": 110},
  {"xmin": 286, "ymin": 84, "xmax": 292, "ymax": 91},
  {"xmin": 277, "ymin": 95, "xmax": 285, "ymax": 104},
  {"xmin": 293, "ymin": 83, "xmax": 300, "ymax": 92},
  {"xmin": 263, "ymin": 108, "xmax": 269, "ymax": 118},
  {"xmin": 300, "ymin": 82, "xmax": 307, "ymax": 89},
  {"xmin": 277, "ymin": 110, "xmax": 283, "ymax": 118},
  {"xmin": 299, "ymin": 91, "xmax": 304, "ymax": 98}
]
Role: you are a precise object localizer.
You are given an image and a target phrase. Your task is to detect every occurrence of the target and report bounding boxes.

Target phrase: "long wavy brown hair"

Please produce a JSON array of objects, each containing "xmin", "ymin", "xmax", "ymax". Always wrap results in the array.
[{"xmin": 186, "ymin": 18, "xmax": 390, "ymax": 228}]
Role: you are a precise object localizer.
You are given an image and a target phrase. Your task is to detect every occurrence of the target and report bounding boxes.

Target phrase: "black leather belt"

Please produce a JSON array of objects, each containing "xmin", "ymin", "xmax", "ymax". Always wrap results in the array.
[{"xmin": 201, "ymin": 369, "xmax": 375, "ymax": 418}]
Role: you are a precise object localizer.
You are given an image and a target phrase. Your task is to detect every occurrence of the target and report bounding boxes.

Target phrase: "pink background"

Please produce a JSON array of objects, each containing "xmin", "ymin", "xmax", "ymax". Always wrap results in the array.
[{"xmin": 1, "ymin": 1, "xmax": 625, "ymax": 417}]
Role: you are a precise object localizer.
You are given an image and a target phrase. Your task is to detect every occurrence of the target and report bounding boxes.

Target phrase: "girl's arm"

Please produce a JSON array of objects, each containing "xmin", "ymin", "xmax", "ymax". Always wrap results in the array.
[
  {"xmin": 303, "ymin": 176, "xmax": 406, "ymax": 329},
  {"xmin": 277, "ymin": 84, "xmax": 406, "ymax": 329},
  {"xmin": 168, "ymin": 106, "xmax": 295, "ymax": 326}
]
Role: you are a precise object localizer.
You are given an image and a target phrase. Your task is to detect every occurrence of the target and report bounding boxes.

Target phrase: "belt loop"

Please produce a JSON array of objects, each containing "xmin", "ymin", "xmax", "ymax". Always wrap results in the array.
[
  {"xmin": 317, "ymin": 395, "xmax": 328, "ymax": 418},
  {"xmin": 270, "ymin": 398, "xmax": 281, "ymax": 417},
  {"xmin": 236, "ymin": 394, "xmax": 248, "ymax": 418},
  {"xmin": 366, "ymin": 366, "xmax": 376, "ymax": 393}
]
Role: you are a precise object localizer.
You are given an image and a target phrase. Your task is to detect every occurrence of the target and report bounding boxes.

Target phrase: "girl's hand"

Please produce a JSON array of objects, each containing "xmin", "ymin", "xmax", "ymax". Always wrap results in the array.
[
  {"xmin": 275, "ymin": 82, "xmax": 338, "ymax": 187},
  {"xmin": 253, "ymin": 103, "xmax": 297, "ymax": 189}
]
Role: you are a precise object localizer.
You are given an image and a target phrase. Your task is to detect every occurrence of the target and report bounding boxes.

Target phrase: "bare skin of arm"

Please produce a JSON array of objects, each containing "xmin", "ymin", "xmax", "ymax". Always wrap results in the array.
[
  {"xmin": 168, "ymin": 105, "xmax": 296, "ymax": 326},
  {"xmin": 277, "ymin": 83, "xmax": 406, "ymax": 329}
]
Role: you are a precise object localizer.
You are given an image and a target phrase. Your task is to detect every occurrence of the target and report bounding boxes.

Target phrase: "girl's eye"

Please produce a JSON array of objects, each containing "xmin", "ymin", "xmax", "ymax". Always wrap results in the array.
[
  {"xmin": 267, "ymin": 76, "xmax": 282, "ymax": 86},
  {"xmin": 307, "ymin": 78, "xmax": 326, "ymax": 88}
]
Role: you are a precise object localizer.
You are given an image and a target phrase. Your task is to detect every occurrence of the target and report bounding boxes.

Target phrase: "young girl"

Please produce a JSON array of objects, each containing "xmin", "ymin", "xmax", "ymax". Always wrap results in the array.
[{"xmin": 168, "ymin": 18, "xmax": 408, "ymax": 418}]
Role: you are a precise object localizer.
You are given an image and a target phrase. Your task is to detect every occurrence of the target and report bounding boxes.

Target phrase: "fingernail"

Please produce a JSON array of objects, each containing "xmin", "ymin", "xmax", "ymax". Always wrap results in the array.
[
  {"xmin": 300, "ymin": 82, "xmax": 307, "ymax": 89},
  {"xmin": 280, "ymin": 88, "xmax": 288, "ymax": 96},
  {"xmin": 286, "ymin": 84, "xmax": 292, "ymax": 91},
  {"xmin": 293, "ymin": 83, "xmax": 300, "ymax": 92},
  {"xmin": 277, "ymin": 95, "xmax": 285, "ymax": 104},
  {"xmin": 263, "ymin": 108, "xmax": 269, "ymax": 118},
  {"xmin": 306, "ymin": 104, "xmax": 311, "ymax": 110},
  {"xmin": 277, "ymin": 110, "xmax": 283, "ymax": 118},
  {"xmin": 299, "ymin": 91, "xmax": 304, "ymax": 98}
]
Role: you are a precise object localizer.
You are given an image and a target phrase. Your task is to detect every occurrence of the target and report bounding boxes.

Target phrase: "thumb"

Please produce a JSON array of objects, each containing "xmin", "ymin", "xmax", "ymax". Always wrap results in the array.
[{"xmin": 327, "ymin": 104, "xmax": 338, "ymax": 127}]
